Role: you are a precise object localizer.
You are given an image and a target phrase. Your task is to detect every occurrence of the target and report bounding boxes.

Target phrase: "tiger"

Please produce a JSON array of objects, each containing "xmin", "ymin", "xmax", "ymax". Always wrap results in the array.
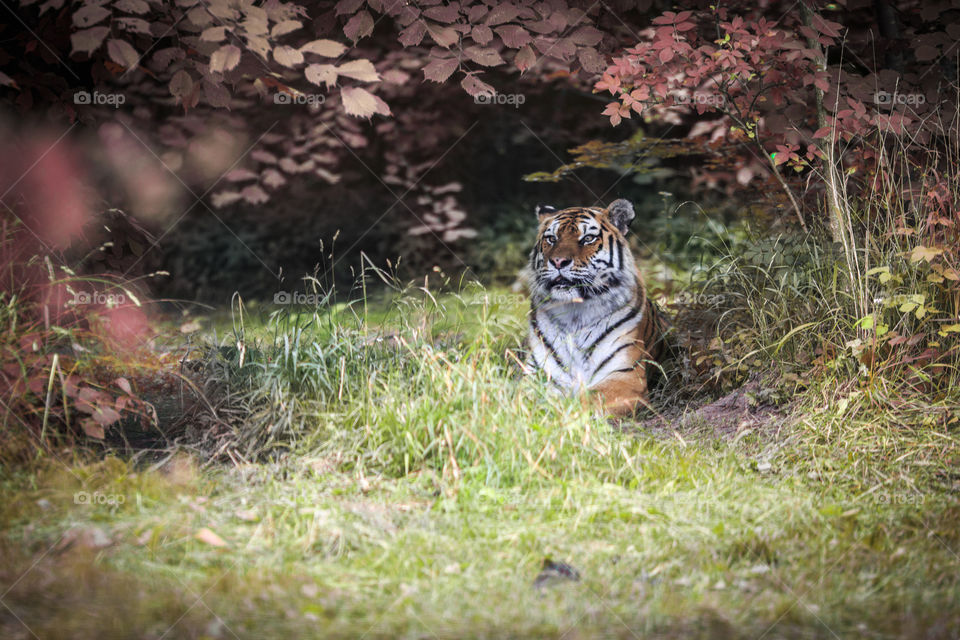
[{"xmin": 524, "ymin": 198, "xmax": 669, "ymax": 416}]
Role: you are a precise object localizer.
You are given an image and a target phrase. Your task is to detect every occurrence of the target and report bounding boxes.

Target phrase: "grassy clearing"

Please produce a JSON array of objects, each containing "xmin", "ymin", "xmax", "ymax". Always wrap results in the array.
[{"xmin": 1, "ymin": 280, "xmax": 959, "ymax": 639}]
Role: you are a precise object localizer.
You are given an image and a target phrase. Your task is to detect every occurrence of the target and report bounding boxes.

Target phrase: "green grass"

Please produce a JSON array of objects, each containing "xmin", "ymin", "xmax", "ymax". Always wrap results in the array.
[{"xmin": 1, "ymin": 282, "xmax": 959, "ymax": 639}]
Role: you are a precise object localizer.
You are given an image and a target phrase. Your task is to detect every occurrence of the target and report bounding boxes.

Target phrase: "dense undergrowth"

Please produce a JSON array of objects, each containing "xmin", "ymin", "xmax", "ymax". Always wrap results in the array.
[
  {"xmin": 2, "ymin": 153, "xmax": 960, "ymax": 635},
  {"xmin": 1, "ymin": 272, "xmax": 959, "ymax": 638}
]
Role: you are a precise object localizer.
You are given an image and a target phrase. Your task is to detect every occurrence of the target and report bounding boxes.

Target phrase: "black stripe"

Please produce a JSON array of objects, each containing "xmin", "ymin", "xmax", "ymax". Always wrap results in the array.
[
  {"xmin": 591, "ymin": 342, "xmax": 633, "ymax": 379},
  {"xmin": 606, "ymin": 235, "xmax": 614, "ymax": 267},
  {"xmin": 585, "ymin": 304, "xmax": 640, "ymax": 354},
  {"xmin": 616, "ymin": 240, "xmax": 623, "ymax": 270},
  {"xmin": 531, "ymin": 315, "xmax": 567, "ymax": 371}
]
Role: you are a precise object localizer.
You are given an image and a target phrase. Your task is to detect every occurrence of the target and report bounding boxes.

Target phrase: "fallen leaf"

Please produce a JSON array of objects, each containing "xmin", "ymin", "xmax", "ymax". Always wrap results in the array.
[{"xmin": 195, "ymin": 527, "xmax": 228, "ymax": 547}]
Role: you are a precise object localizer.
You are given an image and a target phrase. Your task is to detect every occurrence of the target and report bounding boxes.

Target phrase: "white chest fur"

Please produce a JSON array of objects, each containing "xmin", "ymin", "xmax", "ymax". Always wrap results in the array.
[{"xmin": 527, "ymin": 297, "xmax": 644, "ymax": 390}]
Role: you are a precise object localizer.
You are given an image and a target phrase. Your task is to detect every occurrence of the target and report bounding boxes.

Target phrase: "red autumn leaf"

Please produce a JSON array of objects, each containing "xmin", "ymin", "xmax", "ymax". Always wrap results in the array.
[
  {"xmin": 472, "ymin": 25, "xmax": 494, "ymax": 45},
  {"xmin": 81, "ymin": 418, "xmax": 105, "ymax": 439},
  {"xmin": 423, "ymin": 57, "xmax": 459, "ymax": 83},
  {"xmin": 344, "ymin": 10, "xmax": 374, "ymax": 42},
  {"xmin": 398, "ymin": 21, "xmax": 427, "ymax": 46},
  {"xmin": 810, "ymin": 13, "xmax": 843, "ymax": 38},
  {"xmin": 424, "ymin": 4, "xmax": 459, "ymax": 23},
  {"xmin": 495, "ymin": 25, "xmax": 531, "ymax": 48},
  {"xmin": 813, "ymin": 126, "xmax": 832, "ymax": 139},
  {"xmin": 514, "ymin": 45, "xmax": 536, "ymax": 72},
  {"xmin": 460, "ymin": 74, "xmax": 495, "ymax": 98},
  {"xmin": 92, "ymin": 405, "xmax": 122, "ymax": 427},
  {"xmin": 464, "ymin": 46, "xmax": 504, "ymax": 67}
]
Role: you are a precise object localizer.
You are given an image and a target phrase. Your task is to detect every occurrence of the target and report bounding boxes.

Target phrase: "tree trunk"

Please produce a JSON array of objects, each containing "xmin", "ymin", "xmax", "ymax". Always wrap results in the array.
[{"xmin": 801, "ymin": 2, "xmax": 845, "ymax": 244}]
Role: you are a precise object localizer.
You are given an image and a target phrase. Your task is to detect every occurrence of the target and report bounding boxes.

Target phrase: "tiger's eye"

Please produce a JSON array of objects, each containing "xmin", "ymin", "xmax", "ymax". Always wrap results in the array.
[
  {"xmin": 580, "ymin": 234, "xmax": 598, "ymax": 245},
  {"xmin": 544, "ymin": 235, "xmax": 557, "ymax": 245}
]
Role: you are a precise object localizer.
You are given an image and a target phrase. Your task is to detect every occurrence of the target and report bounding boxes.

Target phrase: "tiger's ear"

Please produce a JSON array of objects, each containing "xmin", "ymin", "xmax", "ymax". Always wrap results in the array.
[
  {"xmin": 535, "ymin": 204, "xmax": 557, "ymax": 218},
  {"xmin": 607, "ymin": 199, "xmax": 635, "ymax": 234}
]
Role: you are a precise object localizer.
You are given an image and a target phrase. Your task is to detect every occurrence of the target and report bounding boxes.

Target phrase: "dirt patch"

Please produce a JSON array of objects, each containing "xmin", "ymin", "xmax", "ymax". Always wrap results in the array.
[{"xmin": 642, "ymin": 379, "xmax": 788, "ymax": 439}]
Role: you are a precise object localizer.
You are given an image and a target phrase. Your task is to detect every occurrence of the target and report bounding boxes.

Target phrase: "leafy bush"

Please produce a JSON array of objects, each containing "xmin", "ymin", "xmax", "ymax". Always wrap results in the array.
[
  {"xmin": 677, "ymin": 141, "xmax": 960, "ymax": 406},
  {"xmin": 0, "ymin": 216, "xmax": 158, "ymax": 462}
]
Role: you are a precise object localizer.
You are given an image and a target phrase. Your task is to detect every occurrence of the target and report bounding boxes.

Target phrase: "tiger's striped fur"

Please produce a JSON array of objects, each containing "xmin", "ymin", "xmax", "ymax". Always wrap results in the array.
[{"xmin": 524, "ymin": 199, "xmax": 668, "ymax": 416}]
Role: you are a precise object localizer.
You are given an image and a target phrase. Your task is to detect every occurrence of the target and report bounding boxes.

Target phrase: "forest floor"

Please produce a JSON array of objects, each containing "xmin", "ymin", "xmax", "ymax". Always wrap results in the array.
[{"xmin": 1, "ymin": 285, "xmax": 959, "ymax": 639}]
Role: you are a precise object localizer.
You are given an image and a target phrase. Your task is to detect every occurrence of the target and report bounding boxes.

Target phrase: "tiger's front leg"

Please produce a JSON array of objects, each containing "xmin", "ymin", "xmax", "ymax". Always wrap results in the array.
[{"xmin": 589, "ymin": 367, "xmax": 649, "ymax": 417}]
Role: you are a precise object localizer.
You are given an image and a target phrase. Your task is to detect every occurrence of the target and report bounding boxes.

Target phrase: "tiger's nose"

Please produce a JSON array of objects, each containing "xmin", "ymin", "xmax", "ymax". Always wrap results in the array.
[{"xmin": 550, "ymin": 257, "xmax": 572, "ymax": 270}]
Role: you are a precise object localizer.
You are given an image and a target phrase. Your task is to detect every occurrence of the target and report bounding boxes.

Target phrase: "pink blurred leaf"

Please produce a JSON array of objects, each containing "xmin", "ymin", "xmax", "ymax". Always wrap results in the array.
[
  {"xmin": 263, "ymin": 169, "xmax": 286, "ymax": 188},
  {"xmin": 211, "ymin": 191, "xmax": 243, "ymax": 207},
  {"xmin": 241, "ymin": 184, "xmax": 269, "ymax": 204},
  {"xmin": 225, "ymin": 168, "xmax": 258, "ymax": 182}
]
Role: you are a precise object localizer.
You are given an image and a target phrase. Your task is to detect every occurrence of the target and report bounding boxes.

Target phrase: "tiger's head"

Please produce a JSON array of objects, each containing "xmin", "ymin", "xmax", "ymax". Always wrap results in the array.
[{"xmin": 528, "ymin": 199, "xmax": 639, "ymax": 308}]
